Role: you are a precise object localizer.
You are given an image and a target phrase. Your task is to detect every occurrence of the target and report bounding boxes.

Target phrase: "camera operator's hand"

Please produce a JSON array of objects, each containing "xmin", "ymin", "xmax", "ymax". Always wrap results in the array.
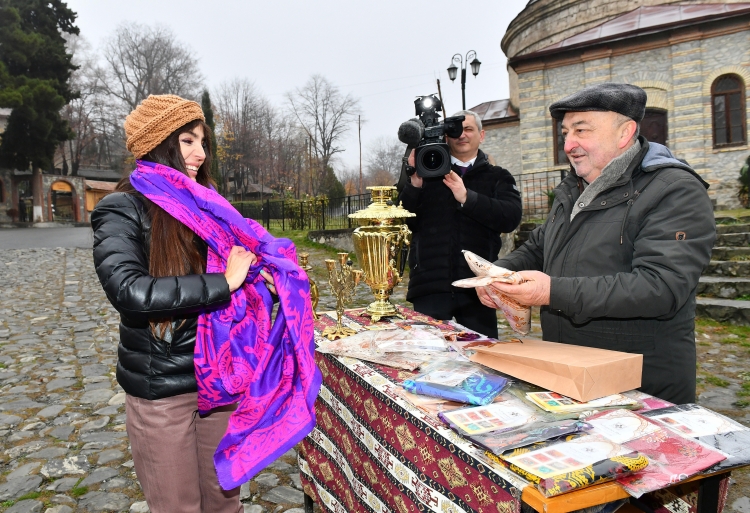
[
  {"xmin": 443, "ymin": 171, "xmax": 468, "ymax": 204},
  {"xmin": 407, "ymin": 149, "xmax": 423, "ymax": 188}
]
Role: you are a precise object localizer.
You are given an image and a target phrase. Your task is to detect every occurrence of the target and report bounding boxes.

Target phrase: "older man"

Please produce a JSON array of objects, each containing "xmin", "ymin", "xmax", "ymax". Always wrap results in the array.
[
  {"xmin": 400, "ymin": 110, "xmax": 522, "ymax": 338},
  {"xmin": 481, "ymin": 83, "xmax": 716, "ymax": 404}
]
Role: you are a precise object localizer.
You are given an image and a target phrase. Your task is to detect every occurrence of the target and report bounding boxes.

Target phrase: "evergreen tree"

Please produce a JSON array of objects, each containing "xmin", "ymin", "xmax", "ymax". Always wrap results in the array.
[
  {"xmin": 0, "ymin": 0, "xmax": 79, "ymax": 170},
  {"xmin": 320, "ymin": 165, "xmax": 346, "ymax": 207},
  {"xmin": 201, "ymin": 89, "xmax": 220, "ymax": 183}
]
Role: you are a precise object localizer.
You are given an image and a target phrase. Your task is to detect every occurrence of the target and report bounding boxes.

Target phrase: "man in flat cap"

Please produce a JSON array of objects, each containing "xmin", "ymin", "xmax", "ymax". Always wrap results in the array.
[{"xmin": 477, "ymin": 82, "xmax": 716, "ymax": 404}]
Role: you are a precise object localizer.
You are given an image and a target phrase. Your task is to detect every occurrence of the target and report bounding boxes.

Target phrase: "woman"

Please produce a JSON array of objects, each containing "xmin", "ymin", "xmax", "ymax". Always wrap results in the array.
[{"xmin": 92, "ymin": 95, "xmax": 319, "ymax": 512}]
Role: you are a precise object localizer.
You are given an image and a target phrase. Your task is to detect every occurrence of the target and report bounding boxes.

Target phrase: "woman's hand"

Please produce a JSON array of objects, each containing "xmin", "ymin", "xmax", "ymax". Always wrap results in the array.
[
  {"xmin": 224, "ymin": 246, "xmax": 257, "ymax": 293},
  {"xmin": 259, "ymin": 269, "xmax": 277, "ymax": 296}
]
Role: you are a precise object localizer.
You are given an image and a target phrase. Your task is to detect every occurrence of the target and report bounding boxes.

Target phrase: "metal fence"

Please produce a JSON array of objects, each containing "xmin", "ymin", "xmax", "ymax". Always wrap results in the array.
[
  {"xmin": 518, "ymin": 169, "xmax": 567, "ymax": 219},
  {"xmin": 232, "ymin": 193, "xmax": 372, "ymax": 232}
]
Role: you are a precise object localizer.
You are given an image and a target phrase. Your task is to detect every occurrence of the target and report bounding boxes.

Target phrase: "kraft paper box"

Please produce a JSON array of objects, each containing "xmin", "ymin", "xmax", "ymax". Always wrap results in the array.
[{"xmin": 469, "ymin": 338, "xmax": 642, "ymax": 402}]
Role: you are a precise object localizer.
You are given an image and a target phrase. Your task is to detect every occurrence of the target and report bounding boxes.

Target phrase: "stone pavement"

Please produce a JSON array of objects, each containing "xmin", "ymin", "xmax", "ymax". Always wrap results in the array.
[{"xmin": 0, "ymin": 247, "xmax": 310, "ymax": 513}]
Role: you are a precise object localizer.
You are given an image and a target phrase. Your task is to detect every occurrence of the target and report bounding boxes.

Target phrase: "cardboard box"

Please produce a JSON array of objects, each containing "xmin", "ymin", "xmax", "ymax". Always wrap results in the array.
[{"xmin": 470, "ymin": 338, "xmax": 642, "ymax": 402}]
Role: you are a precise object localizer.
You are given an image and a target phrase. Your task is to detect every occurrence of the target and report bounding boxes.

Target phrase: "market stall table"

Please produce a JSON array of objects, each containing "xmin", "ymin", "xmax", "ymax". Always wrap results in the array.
[{"xmin": 299, "ymin": 308, "xmax": 736, "ymax": 513}]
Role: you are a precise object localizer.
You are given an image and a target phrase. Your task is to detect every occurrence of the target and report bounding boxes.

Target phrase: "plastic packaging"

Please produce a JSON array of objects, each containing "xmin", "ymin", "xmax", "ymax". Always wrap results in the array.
[
  {"xmin": 469, "ymin": 419, "xmax": 592, "ymax": 455},
  {"xmin": 402, "ymin": 359, "xmax": 510, "ymax": 405}
]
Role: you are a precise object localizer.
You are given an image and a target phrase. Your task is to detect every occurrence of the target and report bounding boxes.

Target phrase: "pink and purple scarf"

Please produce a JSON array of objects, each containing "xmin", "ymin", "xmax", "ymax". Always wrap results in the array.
[{"xmin": 130, "ymin": 160, "xmax": 321, "ymax": 489}]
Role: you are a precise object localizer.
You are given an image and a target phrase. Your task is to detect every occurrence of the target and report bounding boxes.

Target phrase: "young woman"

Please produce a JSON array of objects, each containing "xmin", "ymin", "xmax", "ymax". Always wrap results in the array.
[{"xmin": 92, "ymin": 95, "xmax": 319, "ymax": 512}]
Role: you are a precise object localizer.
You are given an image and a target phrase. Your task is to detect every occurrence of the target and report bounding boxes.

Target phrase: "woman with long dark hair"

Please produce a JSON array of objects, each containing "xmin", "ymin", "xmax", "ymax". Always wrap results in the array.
[{"xmin": 92, "ymin": 95, "xmax": 319, "ymax": 512}]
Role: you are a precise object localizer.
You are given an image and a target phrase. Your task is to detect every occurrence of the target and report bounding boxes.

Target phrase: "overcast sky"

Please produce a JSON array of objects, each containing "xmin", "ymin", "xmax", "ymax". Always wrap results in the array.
[{"xmin": 65, "ymin": 0, "xmax": 529, "ymax": 173}]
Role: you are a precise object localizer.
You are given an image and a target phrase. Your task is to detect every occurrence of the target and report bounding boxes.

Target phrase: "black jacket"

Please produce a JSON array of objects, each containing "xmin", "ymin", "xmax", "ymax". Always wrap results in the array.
[
  {"xmin": 497, "ymin": 139, "xmax": 716, "ymax": 404},
  {"xmin": 92, "ymin": 192, "xmax": 231, "ymax": 400},
  {"xmin": 399, "ymin": 149, "xmax": 522, "ymax": 300}
]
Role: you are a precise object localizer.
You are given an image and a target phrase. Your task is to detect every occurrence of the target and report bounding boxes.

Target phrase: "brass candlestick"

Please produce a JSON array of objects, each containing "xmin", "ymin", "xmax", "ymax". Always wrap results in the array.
[
  {"xmin": 298, "ymin": 252, "xmax": 319, "ymax": 320},
  {"xmin": 321, "ymin": 253, "xmax": 363, "ymax": 340},
  {"xmin": 349, "ymin": 186, "xmax": 415, "ymax": 323}
]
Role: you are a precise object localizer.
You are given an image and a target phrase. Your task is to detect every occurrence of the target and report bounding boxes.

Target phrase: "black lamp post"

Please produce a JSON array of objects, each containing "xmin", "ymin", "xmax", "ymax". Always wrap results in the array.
[{"xmin": 447, "ymin": 50, "xmax": 481, "ymax": 110}]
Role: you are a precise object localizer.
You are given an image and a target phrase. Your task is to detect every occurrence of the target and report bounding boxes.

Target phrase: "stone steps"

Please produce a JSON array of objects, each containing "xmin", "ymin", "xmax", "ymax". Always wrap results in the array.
[
  {"xmin": 716, "ymin": 223, "xmax": 750, "ymax": 234},
  {"xmin": 696, "ymin": 297, "xmax": 750, "ymax": 325},
  {"xmin": 711, "ymin": 246, "xmax": 750, "ymax": 261},
  {"xmin": 697, "ymin": 276, "xmax": 750, "ymax": 299},
  {"xmin": 704, "ymin": 260, "xmax": 750, "ymax": 277},
  {"xmin": 716, "ymin": 232, "xmax": 750, "ymax": 247}
]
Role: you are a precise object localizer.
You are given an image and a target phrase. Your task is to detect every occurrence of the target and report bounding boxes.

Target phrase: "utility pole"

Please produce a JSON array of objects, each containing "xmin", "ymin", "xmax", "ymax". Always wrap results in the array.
[
  {"xmin": 437, "ymin": 79, "xmax": 446, "ymax": 119},
  {"xmin": 358, "ymin": 115, "xmax": 362, "ymax": 195}
]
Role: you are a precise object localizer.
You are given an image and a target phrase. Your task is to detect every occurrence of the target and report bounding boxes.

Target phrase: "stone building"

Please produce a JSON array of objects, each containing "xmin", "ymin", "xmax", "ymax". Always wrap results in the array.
[
  {"xmin": 478, "ymin": 0, "xmax": 750, "ymax": 216},
  {"xmin": 0, "ymin": 170, "xmax": 87, "ymax": 224}
]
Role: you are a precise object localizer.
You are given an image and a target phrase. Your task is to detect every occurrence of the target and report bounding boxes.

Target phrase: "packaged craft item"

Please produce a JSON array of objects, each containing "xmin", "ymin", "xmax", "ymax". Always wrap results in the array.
[
  {"xmin": 438, "ymin": 395, "xmax": 546, "ymax": 436},
  {"xmin": 585, "ymin": 409, "xmax": 660, "ymax": 444},
  {"xmin": 469, "ymin": 419, "xmax": 592, "ymax": 455},
  {"xmin": 641, "ymin": 403, "xmax": 750, "ymax": 472},
  {"xmin": 316, "ymin": 327, "xmax": 449, "ymax": 369},
  {"xmin": 616, "ymin": 425, "xmax": 726, "ymax": 497},
  {"xmin": 500, "ymin": 433, "xmax": 648, "ymax": 497},
  {"xmin": 402, "ymin": 360, "xmax": 510, "ymax": 406},
  {"xmin": 398, "ymin": 389, "xmax": 506, "ymax": 422},
  {"xmin": 526, "ymin": 391, "xmax": 640, "ymax": 414},
  {"xmin": 451, "ymin": 251, "xmax": 531, "ymax": 335},
  {"xmin": 622, "ymin": 390, "xmax": 674, "ymax": 412}
]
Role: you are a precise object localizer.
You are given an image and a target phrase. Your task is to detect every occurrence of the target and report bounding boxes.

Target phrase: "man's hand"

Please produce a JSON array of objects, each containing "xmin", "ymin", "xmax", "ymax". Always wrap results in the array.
[
  {"xmin": 489, "ymin": 271, "xmax": 551, "ymax": 306},
  {"xmin": 443, "ymin": 171, "xmax": 468, "ymax": 204},
  {"xmin": 407, "ymin": 149, "xmax": 423, "ymax": 188},
  {"xmin": 476, "ymin": 286, "xmax": 497, "ymax": 309}
]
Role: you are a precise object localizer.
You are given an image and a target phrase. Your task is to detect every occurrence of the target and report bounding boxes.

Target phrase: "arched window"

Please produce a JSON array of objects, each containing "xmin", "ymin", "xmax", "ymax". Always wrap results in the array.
[{"xmin": 712, "ymin": 75, "xmax": 746, "ymax": 147}]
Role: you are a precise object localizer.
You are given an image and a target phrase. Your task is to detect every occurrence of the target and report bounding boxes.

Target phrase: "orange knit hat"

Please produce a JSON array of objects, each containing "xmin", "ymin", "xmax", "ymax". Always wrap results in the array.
[{"xmin": 124, "ymin": 94, "xmax": 206, "ymax": 158}]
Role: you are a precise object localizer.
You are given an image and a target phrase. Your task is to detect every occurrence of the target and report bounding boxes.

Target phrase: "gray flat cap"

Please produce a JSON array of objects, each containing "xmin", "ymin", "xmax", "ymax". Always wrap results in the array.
[{"xmin": 549, "ymin": 83, "xmax": 647, "ymax": 122}]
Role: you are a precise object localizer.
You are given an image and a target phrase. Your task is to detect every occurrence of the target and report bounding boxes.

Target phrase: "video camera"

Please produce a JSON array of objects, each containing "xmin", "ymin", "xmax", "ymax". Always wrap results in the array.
[{"xmin": 397, "ymin": 94, "xmax": 465, "ymax": 178}]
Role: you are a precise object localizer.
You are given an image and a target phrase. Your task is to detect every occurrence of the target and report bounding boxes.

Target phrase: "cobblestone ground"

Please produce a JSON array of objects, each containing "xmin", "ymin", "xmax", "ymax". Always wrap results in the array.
[{"xmin": 0, "ymin": 244, "xmax": 747, "ymax": 513}]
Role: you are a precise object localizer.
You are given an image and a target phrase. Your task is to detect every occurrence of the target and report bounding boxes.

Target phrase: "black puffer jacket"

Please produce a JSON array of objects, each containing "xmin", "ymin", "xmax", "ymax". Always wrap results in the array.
[
  {"xmin": 398, "ymin": 150, "xmax": 522, "ymax": 300},
  {"xmin": 92, "ymin": 192, "xmax": 231, "ymax": 400}
]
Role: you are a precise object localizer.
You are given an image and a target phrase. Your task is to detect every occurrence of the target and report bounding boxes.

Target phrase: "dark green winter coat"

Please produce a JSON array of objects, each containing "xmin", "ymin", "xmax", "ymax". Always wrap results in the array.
[{"xmin": 496, "ymin": 138, "xmax": 716, "ymax": 404}]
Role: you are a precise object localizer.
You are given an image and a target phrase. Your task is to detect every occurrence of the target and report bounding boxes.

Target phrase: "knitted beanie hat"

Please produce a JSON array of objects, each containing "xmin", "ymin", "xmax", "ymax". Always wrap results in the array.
[{"xmin": 124, "ymin": 94, "xmax": 206, "ymax": 158}]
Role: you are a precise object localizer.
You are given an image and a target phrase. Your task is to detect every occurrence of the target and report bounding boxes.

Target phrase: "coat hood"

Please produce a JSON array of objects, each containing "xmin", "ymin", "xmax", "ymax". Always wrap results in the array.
[{"xmin": 640, "ymin": 140, "xmax": 709, "ymax": 189}]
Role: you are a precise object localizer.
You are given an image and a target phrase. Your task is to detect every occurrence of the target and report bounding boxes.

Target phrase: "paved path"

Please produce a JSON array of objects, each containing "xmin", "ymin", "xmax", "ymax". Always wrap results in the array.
[
  {"xmin": 0, "ymin": 247, "xmax": 309, "ymax": 513},
  {"xmin": 0, "ymin": 228, "xmax": 93, "ymax": 250}
]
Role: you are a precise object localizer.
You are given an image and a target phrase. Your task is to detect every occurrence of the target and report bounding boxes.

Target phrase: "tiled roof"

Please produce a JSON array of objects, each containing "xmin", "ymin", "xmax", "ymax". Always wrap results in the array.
[
  {"xmin": 85, "ymin": 180, "xmax": 117, "ymax": 191},
  {"xmin": 468, "ymin": 99, "xmax": 519, "ymax": 124},
  {"xmin": 531, "ymin": 4, "xmax": 750, "ymax": 55}
]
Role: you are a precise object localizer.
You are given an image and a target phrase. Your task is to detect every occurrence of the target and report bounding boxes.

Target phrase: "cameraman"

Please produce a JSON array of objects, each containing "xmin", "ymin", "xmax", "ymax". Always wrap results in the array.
[{"xmin": 398, "ymin": 110, "xmax": 522, "ymax": 338}]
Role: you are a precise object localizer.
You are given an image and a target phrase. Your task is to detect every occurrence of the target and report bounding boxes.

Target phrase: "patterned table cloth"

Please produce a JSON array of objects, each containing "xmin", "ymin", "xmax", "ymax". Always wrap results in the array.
[{"xmin": 298, "ymin": 308, "xmax": 730, "ymax": 513}]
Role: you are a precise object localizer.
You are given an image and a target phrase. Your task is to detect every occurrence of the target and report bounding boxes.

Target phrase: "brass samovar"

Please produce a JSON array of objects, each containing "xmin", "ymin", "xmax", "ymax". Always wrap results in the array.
[{"xmin": 349, "ymin": 186, "xmax": 415, "ymax": 322}]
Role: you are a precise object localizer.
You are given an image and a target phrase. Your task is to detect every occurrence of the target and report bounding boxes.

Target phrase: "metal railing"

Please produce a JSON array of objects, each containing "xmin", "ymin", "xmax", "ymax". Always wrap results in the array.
[
  {"xmin": 232, "ymin": 193, "xmax": 371, "ymax": 232},
  {"xmin": 518, "ymin": 169, "xmax": 567, "ymax": 219}
]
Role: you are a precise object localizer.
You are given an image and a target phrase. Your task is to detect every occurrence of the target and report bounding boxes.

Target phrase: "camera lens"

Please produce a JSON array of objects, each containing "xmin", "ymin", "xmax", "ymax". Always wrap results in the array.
[{"xmin": 420, "ymin": 149, "xmax": 444, "ymax": 171}]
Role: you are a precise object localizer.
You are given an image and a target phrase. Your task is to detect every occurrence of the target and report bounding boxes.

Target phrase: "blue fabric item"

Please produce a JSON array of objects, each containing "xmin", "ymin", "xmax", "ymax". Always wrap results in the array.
[{"xmin": 402, "ymin": 370, "xmax": 509, "ymax": 406}]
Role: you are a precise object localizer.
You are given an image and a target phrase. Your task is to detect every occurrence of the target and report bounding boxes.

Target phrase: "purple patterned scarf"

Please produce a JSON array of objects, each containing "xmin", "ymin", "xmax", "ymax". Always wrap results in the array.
[{"xmin": 130, "ymin": 160, "xmax": 321, "ymax": 489}]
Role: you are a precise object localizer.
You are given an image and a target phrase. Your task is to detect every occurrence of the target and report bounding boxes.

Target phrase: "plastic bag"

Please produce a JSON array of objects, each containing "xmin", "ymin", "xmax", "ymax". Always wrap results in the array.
[{"xmin": 402, "ymin": 359, "xmax": 510, "ymax": 406}]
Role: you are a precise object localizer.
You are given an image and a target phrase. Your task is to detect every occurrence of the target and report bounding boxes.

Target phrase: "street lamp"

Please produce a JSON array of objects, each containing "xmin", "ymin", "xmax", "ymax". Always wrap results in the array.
[{"xmin": 447, "ymin": 51, "xmax": 481, "ymax": 110}]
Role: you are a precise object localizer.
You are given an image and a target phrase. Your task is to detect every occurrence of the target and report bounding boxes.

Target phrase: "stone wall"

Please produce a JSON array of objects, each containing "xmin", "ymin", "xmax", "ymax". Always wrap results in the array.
[
  {"xmin": 502, "ymin": 0, "xmax": 750, "ymax": 108},
  {"xmin": 481, "ymin": 122, "xmax": 521, "ymax": 177},
  {"xmin": 0, "ymin": 171, "xmax": 11, "ymax": 223},
  {"xmin": 507, "ymin": 26, "xmax": 750, "ymax": 210},
  {"xmin": 307, "ymin": 228, "xmax": 355, "ymax": 253}
]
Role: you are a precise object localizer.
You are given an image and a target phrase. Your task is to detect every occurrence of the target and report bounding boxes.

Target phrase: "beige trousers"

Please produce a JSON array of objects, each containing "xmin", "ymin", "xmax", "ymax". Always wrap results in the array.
[{"xmin": 125, "ymin": 392, "xmax": 242, "ymax": 513}]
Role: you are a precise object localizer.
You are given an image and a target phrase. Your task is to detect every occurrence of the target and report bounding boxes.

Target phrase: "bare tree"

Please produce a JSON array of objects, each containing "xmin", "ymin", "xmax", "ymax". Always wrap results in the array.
[
  {"xmin": 365, "ymin": 136, "xmax": 404, "ymax": 185},
  {"xmin": 98, "ymin": 23, "xmax": 205, "ymax": 115},
  {"xmin": 285, "ymin": 74, "xmax": 360, "ymax": 194}
]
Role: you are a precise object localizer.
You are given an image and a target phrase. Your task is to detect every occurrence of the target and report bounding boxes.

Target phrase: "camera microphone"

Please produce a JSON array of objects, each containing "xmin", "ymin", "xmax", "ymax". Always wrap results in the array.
[{"xmin": 397, "ymin": 119, "xmax": 424, "ymax": 147}]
